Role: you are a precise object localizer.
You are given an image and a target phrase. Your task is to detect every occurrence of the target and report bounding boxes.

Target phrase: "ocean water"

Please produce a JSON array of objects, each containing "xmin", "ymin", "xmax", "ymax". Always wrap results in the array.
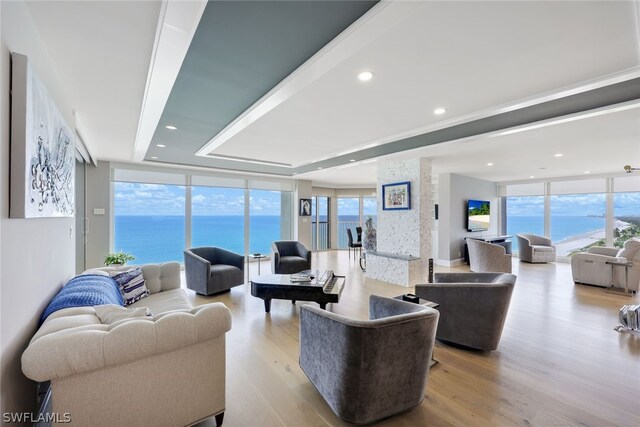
[
  {"xmin": 114, "ymin": 214, "xmax": 368, "ymax": 264},
  {"xmin": 115, "ymin": 215, "xmax": 284, "ymax": 265},
  {"xmin": 507, "ymin": 215, "xmax": 606, "ymax": 251}
]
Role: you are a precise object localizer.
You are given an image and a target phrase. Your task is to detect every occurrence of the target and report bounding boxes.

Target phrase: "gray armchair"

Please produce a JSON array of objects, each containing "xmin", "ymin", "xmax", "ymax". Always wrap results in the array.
[
  {"xmin": 516, "ymin": 233, "xmax": 556, "ymax": 263},
  {"xmin": 271, "ymin": 241, "xmax": 311, "ymax": 274},
  {"xmin": 184, "ymin": 247, "xmax": 244, "ymax": 295},
  {"xmin": 300, "ymin": 295, "xmax": 439, "ymax": 424},
  {"xmin": 466, "ymin": 238, "xmax": 512, "ymax": 273},
  {"xmin": 415, "ymin": 272, "xmax": 516, "ymax": 351}
]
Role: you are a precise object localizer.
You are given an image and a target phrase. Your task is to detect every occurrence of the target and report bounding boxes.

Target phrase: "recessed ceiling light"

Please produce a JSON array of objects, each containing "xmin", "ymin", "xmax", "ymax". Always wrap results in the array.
[
  {"xmin": 349, "ymin": 159, "xmax": 356, "ymax": 162},
  {"xmin": 554, "ymin": 153, "xmax": 563, "ymax": 157},
  {"xmin": 156, "ymin": 144, "xmax": 166, "ymax": 148},
  {"xmin": 584, "ymin": 170, "xmax": 591, "ymax": 174},
  {"xmin": 165, "ymin": 125, "xmax": 177, "ymax": 130},
  {"xmin": 150, "ymin": 156, "xmax": 158, "ymax": 159},
  {"xmin": 357, "ymin": 71, "xmax": 374, "ymax": 82},
  {"xmin": 539, "ymin": 167, "xmax": 547, "ymax": 170},
  {"xmin": 530, "ymin": 175, "xmax": 535, "ymax": 179},
  {"xmin": 487, "ymin": 162, "xmax": 494, "ymax": 166},
  {"xmin": 293, "ymin": 172, "xmax": 297, "ymax": 175},
  {"xmin": 317, "ymin": 167, "xmax": 323, "ymax": 170},
  {"xmin": 434, "ymin": 107, "xmax": 447, "ymax": 115}
]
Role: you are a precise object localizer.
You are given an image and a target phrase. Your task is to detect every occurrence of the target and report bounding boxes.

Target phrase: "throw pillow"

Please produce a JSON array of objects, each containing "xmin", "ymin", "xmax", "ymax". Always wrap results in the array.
[
  {"xmin": 111, "ymin": 268, "xmax": 150, "ymax": 305},
  {"xmin": 94, "ymin": 304, "xmax": 152, "ymax": 324}
]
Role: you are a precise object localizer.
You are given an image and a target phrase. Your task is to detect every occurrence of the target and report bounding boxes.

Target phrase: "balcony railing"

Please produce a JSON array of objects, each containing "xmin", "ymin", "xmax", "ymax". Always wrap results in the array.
[{"xmin": 312, "ymin": 221, "xmax": 329, "ymax": 250}]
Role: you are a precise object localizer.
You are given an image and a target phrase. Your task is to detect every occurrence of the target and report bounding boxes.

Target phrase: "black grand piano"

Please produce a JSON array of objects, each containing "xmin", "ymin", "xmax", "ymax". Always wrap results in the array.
[{"xmin": 250, "ymin": 270, "xmax": 345, "ymax": 313}]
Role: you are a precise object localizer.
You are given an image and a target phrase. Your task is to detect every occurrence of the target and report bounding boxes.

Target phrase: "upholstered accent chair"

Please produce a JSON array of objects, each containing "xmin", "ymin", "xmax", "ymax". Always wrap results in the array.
[
  {"xmin": 415, "ymin": 272, "xmax": 516, "ymax": 351},
  {"xmin": 346, "ymin": 228, "xmax": 362, "ymax": 259},
  {"xmin": 271, "ymin": 241, "xmax": 312, "ymax": 274},
  {"xmin": 184, "ymin": 247, "xmax": 245, "ymax": 295},
  {"xmin": 571, "ymin": 238, "xmax": 640, "ymax": 292},
  {"xmin": 466, "ymin": 238, "xmax": 512, "ymax": 273},
  {"xmin": 299, "ymin": 295, "xmax": 439, "ymax": 424},
  {"xmin": 516, "ymin": 234, "xmax": 556, "ymax": 263}
]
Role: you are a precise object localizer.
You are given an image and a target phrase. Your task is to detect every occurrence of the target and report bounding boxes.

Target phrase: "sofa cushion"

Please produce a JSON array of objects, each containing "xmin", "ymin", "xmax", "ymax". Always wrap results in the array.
[
  {"xmin": 112, "ymin": 268, "xmax": 150, "ymax": 305},
  {"xmin": 94, "ymin": 304, "xmax": 152, "ymax": 324},
  {"xmin": 129, "ymin": 288, "xmax": 192, "ymax": 314}
]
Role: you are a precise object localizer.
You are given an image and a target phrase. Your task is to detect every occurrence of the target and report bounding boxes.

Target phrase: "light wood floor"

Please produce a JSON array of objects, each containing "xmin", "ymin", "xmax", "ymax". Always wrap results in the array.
[{"xmin": 189, "ymin": 251, "xmax": 640, "ymax": 427}]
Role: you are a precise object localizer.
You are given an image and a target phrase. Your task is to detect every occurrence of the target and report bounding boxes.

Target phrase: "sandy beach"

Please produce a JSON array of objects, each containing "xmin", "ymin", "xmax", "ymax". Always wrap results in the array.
[{"xmin": 554, "ymin": 219, "xmax": 629, "ymax": 256}]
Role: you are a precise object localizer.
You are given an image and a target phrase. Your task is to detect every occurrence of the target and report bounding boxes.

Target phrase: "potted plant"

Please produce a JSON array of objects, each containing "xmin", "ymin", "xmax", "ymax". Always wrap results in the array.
[{"xmin": 104, "ymin": 251, "xmax": 135, "ymax": 267}]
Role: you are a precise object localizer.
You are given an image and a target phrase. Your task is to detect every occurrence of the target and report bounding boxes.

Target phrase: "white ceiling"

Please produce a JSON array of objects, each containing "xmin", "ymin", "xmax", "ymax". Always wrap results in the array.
[
  {"xmin": 303, "ymin": 105, "xmax": 640, "ymax": 187},
  {"xmin": 22, "ymin": 0, "xmax": 640, "ymax": 188},
  {"xmin": 25, "ymin": 1, "xmax": 161, "ymax": 161},
  {"xmin": 213, "ymin": 0, "xmax": 640, "ymax": 166}
]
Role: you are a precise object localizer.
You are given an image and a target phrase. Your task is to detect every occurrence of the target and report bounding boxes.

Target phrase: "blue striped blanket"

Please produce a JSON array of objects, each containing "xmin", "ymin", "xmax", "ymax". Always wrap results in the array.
[{"xmin": 41, "ymin": 274, "xmax": 124, "ymax": 323}]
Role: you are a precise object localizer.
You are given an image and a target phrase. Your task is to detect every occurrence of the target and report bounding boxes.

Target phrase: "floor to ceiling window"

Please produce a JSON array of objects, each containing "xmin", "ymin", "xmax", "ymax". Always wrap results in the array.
[
  {"xmin": 114, "ymin": 182, "xmax": 186, "ymax": 264},
  {"xmin": 613, "ymin": 192, "xmax": 640, "ymax": 246},
  {"xmin": 191, "ymin": 186, "xmax": 245, "ymax": 254},
  {"xmin": 249, "ymin": 189, "xmax": 292, "ymax": 255},
  {"xmin": 113, "ymin": 169, "xmax": 293, "ymax": 263},
  {"xmin": 337, "ymin": 197, "xmax": 360, "ymax": 249},
  {"xmin": 506, "ymin": 196, "xmax": 544, "ymax": 252}
]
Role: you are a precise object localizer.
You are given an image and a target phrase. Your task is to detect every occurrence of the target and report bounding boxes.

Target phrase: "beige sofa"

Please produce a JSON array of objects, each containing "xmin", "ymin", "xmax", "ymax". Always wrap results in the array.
[
  {"xmin": 571, "ymin": 238, "xmax": 640, "ymax": 292},
  {"xmin": 22, "ymin": 262, "xmax": 231, "ymax": 427}
]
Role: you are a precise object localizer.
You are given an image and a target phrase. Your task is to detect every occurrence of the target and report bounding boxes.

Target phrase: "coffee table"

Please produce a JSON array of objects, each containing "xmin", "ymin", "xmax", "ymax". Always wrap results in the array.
[{"xmin": 250, "ymin": 270, "xmax": 344, "ymax": 313}]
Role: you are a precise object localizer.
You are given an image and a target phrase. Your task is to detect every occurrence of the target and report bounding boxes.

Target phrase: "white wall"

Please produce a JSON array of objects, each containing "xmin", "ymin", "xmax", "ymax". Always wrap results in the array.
[
  {"xmin": 438, "ymin": 173, "xmax": 498, "ymax": 263},
  {"xmin": 1, "ymin": 0, "xmax": 76, "ymax": 417}
]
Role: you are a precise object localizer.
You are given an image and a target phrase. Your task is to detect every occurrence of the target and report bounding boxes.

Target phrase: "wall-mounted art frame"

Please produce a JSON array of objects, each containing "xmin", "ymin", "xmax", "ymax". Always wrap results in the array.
[
  {"xmin": 299, "ymin": 198, "xmax": 311, "ymax": 216},
  {"xmin": 10, "ymin": 53, "xmax": 75, "ymax": 218},
  {"xmin": 382, "ymin": 181, "xmax": 411, "ymax": 210}
]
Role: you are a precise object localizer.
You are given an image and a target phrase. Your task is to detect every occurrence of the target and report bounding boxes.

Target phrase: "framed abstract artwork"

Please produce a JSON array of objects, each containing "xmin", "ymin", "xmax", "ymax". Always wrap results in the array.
[
  {"xmin": 299, "ymin": 198, "xmax": 311, "ymax": 216},
  {"xmin": 382, "ymin": 181, "xmax": 411, "ymax": 210},
  {"xmin": 10, "ymin": 53, "xmax": 75, "ymax": 218}
]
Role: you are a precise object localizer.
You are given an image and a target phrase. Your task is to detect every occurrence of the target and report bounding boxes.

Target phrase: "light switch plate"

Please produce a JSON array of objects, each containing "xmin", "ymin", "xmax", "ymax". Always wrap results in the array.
[{"xmin": 93, "ymin": 208, "xmax": 105, "ymax": 215}]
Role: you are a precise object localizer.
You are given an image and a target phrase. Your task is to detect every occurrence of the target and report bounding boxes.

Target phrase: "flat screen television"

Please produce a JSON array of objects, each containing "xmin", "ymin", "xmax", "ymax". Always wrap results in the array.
[{"xmin": 467, "ymin": 199, "xmax": 490, "ymax": 232}]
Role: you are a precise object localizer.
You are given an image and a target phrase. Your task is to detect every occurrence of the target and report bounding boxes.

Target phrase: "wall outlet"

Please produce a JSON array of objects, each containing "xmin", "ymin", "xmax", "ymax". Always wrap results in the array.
[{"xmin": 93, "ymin": 208, "xmax": 105, "ymax": 215}]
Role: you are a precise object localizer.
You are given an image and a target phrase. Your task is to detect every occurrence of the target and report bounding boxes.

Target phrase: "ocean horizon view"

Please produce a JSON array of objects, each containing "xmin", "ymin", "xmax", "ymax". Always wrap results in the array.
[{"xmin": 115, "ymin": 214, "xmax": 361, "ymax": 265}]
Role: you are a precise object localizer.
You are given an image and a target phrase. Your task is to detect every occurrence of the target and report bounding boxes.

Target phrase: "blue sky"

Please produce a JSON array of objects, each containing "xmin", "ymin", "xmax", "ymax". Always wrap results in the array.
[
  {"xmin": 507, "ymin": 193, "xmax": 640, "ymax": 217},
  {"xmin": 114, "ymin": 183, "xmax": 286, "ymax": 216}
]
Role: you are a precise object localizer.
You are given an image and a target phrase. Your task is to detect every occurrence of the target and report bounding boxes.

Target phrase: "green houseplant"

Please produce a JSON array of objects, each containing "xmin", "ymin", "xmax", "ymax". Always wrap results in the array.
[{"xmin": 104, "ymin": 251, "xmax": 135, "ymax": 267}]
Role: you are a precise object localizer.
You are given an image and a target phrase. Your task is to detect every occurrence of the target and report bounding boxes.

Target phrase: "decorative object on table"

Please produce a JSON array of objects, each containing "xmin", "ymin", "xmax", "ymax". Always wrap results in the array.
[
  {"xmin": 299, "ymin": 295, "xmax": 439, "ymax": 424},
  {"xmin": 299, "ymin": 198, "xmax": 311, "ymax": 216},
  {"xmin": 516, "ymin": 234, "xmax": 556, "ymax": 263},
  {"xmin": 401, "ymin": 293, "xmax": 420, "ymax": 303},
  {"xmin": 615, "ymin": 304, "xmax": 640, "ymax": 332},
  {"xmin": 271, "ymin": 241, "xmax": 311, "ymax": 274},
  {"xmin": 381, "ymin": 181, "xmax": 411, "ymax": 210},
  {"xmin": 415, "ymin": 272, "xmax": 516, "ymax": 351},
  {"xmin": 104, "ymin": 252, "xmax": 135, "ymax": 267},
  {"xmin": 184, "ymin": 247, "xmax": 244, "ymax": 295},
  {"xmin": 362, "ymin": 217, "xmax": 377, "ymax": 252},
  {"xmin": 10, "ymin": 53, "xmax": 75, "ymax": 218}
]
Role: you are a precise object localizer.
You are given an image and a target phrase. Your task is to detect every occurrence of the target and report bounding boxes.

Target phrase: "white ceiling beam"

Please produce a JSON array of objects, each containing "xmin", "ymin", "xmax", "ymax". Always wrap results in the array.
[{"xmin": 132, "ymin": 0, "xmax": 207, "ymax": 161}]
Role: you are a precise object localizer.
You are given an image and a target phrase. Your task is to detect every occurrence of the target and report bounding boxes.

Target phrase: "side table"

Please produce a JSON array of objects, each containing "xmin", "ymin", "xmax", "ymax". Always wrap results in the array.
[
  {"xmin": 248, "ymin": 254, "xmax": 267, "ymax": 280},
  {"xmin": 605, "ymin": 260, "xmax": 634, "ymax": 295}
]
